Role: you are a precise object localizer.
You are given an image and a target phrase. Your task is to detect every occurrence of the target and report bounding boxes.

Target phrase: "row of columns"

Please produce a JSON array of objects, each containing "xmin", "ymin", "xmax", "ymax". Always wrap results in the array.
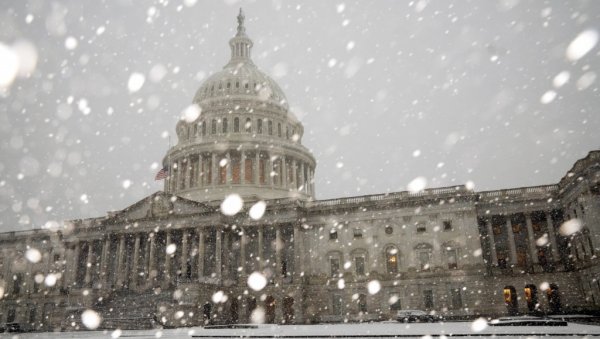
[
  {"xmin": 169, "ymin": 151, "xmax": 315, "ymax": 196},
  {"xmin": 486, "ymin": 211, "xmax": 561, "ymax": 268},
  {"xmin": 67, "ymin": 224, "xmax": 304, "ymax": 290}
]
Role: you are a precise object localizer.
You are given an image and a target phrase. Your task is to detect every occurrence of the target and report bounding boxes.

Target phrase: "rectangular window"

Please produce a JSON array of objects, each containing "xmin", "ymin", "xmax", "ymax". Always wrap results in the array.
[
  {"xmin": 219, "ymin": 161, "xmax": 227, "ymax": 184},
  {"xmin": 329, "ymin": 230, "xmax": 338, "ymax": 240},
  {"xmin": 390, "ymin": 295, "xmax": 402, "ymax": 311},
  {"xmin": 259, "ymin": 158, "xmax": 266, "ymax": 184},
  {"xmin": 257, "ymin": 119, "xmax": 263, "ymax": 134},
  {"xmin": 332, "ymin": 295, "xmax": 343, "ymax": 316},
  {"xmin": 423, "ymin": 290, "xmax": 434, "ymax": 309},
  {"xmin": 447, "ymin": 249, "xmax": 458, "ymax": 269},
  {"xmin": 353, "ymin": 229, "xmax": 363, "ymax": 239},
  {"xmin": 244, "ymin": 158, "xmax": 253, "ymax": 183},
  {"xmin": 443, "ymin": 221, "xmax": 453, "ymax": 231},
  {"xmin": 268, "ymin": 120, "xmax": 273, "ymax": 135},
  {"xmin": 231, "ymin": 156, "xmax": 240, "ymax": 184},
  {"xmin": 418, "ymin": 251, "xmax": 430, "ymax": 270},
  {"xmin": 451, "ymin": 288, "xmax": 463, "ymax": 309},
  {"xmin": 355, "ymin": 256, "xmax": 365, "ymax": 276},
  {"xmin": 330, "ymin": 258, "xmax": 340, "ymax": 277},
  {"xmin": 416, "ymin": 223, "xmax": 426, "ymax": 233},
  {"xmin": 358, "ymin": 294, "xmax": 367, "ymax": 313}
]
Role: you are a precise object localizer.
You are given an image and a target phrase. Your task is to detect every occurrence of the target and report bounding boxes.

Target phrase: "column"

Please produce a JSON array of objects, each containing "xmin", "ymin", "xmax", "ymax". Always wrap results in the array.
[
  {"xmin": 116, "ymin": 235, "xmax": 125, "ymax": 287},
  {"xmin": 226, "ymin": 152, "xmax": 232, "ymax": 184},
  {"xmin": 240, "ymin": 151, "xmax": 246, "ymax": 185},
  {"xmin": 211, "ymin": 153, "xmax": 217, "ymax": 186},
  {"xmin": 165, "ymin": 231, "xmax": 172, "ymax": 282},
  {"xmin": 131, "ymin": 234, "xmax": 140, "ymax": 288},
  {"xmin": 281, "ymin": 156, "xmax": 287, "ymax": 188},
  {"xmin": 215, "ymin": 227, "xmax": 222, "ymax": 280},
  {"xmin": 299, "ymin": 162, "xmax": 306, "ymax": 193},
  {"xmin": 267, "ymin": 155, "xmax": 274, "ymax": 186},
  {"xmin": 84, "ymin": 241, "xmax": 93, "ymax": 287},
  {"xmin": 546, "ymin": 212, "xmax": 561, "ymax": 262},
  {"xmin": 240, "ymin": 227, "xmax": 247, "ymax": 277},
  {"xmin": 292, "ymin": 159, "xmax": 297, "ymax": 190},
  {"xmin": 196, "ymin": 153, "xmax": 206, "ymax": 187},
  {"xmin": 181, "ymin": 230, "xmax": 189, "ymax": 279},
  {"xmin": 486, "ymin": 219, "xmax": 498, "ymax": 266},
  {"xmin": 258, "ymin": 226, "xmax": 264, "ymax": 271},
  {"xmin": 198, "ymin": 229, "xmax": 205, "ymax": 279},
  {"xmin": 276, "ymin": 227, "xmax": 283, "ymax": 284},
  {"xmin": 525, "ymin": 213, "xmax": 540, "ymax": 264},
  {"xmin": 100, "ymin": 237, "xmax": 110, "ymax": 286},
  {"xmin": 505, "ymin": 216, "xmax": 517, "ymax": 266},
  {"xmin": 185, "ymin": 159, "xmax": 191, "ymax": 189},
  {"xmin": 148, "ymin": 234, "xmax": 156, "ymax": 283},
  {"xmin": 293, "ymin": 225, "xmax": 304, "ymax": 279},
  {"xmin": 254, "ymin": 152, "xmax": 260, "ymax": 184}
]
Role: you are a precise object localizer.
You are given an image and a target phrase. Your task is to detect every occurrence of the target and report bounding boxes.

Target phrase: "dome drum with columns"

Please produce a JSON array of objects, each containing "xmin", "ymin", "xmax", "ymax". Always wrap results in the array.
[{"xmin": 163, "ymin": 9, "xmax": 316, "ymax": 203}]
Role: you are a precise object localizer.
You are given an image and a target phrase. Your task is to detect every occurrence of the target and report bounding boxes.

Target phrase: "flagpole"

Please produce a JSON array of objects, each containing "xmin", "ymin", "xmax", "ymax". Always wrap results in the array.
[{"xmin": 167, "ymin": 135, "xmax": 171, "ymax": 193}]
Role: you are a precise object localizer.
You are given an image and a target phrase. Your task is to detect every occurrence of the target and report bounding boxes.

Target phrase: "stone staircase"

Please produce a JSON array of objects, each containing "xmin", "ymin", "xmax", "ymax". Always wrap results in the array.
[{"xmin": 95, "ymin": 289, "xmax": 171, "ymax": 329}]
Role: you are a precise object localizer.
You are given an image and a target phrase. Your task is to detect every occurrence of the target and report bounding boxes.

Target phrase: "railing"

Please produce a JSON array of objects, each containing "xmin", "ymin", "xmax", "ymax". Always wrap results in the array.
[
  {"xmin": 307, "ymin": 186, "xmax": 467, "ymax": 208},
  {"xmin": 478, "ymin": 184, "xmax": 558, "ymax": 200}
]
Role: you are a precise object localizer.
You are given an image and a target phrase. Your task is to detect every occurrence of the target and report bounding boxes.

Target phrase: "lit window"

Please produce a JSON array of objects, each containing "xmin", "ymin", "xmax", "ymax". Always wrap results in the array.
[{"xmin": 386, "ymin": 247, "xmax": 399, "ymax": 274}]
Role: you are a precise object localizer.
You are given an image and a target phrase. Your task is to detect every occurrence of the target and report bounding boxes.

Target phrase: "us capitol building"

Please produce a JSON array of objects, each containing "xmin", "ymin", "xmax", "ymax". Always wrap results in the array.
[{"xmin": 1, "ymin": 11, "xmax": 599, "ymax": 331}]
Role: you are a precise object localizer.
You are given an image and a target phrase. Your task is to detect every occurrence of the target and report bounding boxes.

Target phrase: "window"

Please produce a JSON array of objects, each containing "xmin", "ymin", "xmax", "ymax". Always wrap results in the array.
[
  {"xmin": 447, "ymin": 248, "xmax": 458, "ymax": 269},
  {"xmin": 201, "ymin": 122, "xmax": 206, "ymax": 136},
  {"xmin": 389, "ymin": 295, "xmax": 402, "ymax": 311},
  {"xmin": 222, "ymin": 118, "xmax": 228, "ymax": 133},
  {"xmin": 451, "ymin": 288, "xmax": 463, "ymax": 309},
  {"xmin": 233, "ymin": 117, "xmax": 240, "ymax": 132},
  {"xmin": 332, "ymin": 295, "xmax": 343, "ymax": 316},
  {"xmin": 211, "ymin": 119, "xmax": 217, "ymax": 134},
  {"xmin": 353, "ymin": 229, "xmax": 363, "ymax": 239},
  {"xmin": 268, "ymin": 120, "xmax": 273, "ymax": 135},
  {"xmin": 245, "ymin": 118, "xmax": 252, "ymax": 133},
  {"xmin": 386, "ymin": 247, "xmax": 399, "ymax": 274},
  {"xmin": 355, "ymin": 256, "xmax": 365, "ymax": 276},
  {"xmin": 443, "ymin": 221, "xmax": 453, "ymax": 231},
  {"xmin": 358, "ymin": 294, "xmax": 367, "ymax": 313},
  {"xmin": 416, "ymin": 222, "xmax": 426, "ymax": 233},
  {"xmin": 385, "ymin": 225, "xmax": 393, "ymax": 234},
  {"xmin": 257, "ymin": 119, "xmax": 263, "ymax": 134},
  {"xmin": 278, "ymin": 123, "xmax": 282, "ymax": 137},
  {"xmin": 329, "ymin": 229, "xmax": 338, "ymax": 240},
  {"xmin": 330, "ymin": 258, "xmax": 340, "ymax": 277},
  {"xmin": 423, "ymin": 290, "xmax": 434, "ymax": 309},
  {"xmin": 418, "ymin": 251, "xmax": 430, "ymax": 270}
]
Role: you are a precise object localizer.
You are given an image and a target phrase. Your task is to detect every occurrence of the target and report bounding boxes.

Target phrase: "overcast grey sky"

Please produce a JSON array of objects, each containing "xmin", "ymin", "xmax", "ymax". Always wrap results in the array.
[{"xmin": 0, "ymin": 0, "xmax": 599, "ymax": 232}]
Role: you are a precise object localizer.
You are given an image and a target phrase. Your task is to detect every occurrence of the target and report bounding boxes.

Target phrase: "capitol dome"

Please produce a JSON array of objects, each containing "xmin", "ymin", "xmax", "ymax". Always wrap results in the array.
[{"xmin": 162, "ymin": 9, "xmax": 316, "ymax": 203}]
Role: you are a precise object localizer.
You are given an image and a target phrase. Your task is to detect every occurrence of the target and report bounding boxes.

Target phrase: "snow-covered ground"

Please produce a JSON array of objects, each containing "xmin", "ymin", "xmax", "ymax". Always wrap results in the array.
[{"xmin": 3, "ymin": 321, "xmax": 600, "ymax": 339}]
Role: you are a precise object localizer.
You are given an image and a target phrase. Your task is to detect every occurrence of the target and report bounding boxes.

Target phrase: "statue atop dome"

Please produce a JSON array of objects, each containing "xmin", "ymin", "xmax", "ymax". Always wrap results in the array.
[{"xmin": 237, "ymin": 8, "xmax": 246, "ymax": 35}]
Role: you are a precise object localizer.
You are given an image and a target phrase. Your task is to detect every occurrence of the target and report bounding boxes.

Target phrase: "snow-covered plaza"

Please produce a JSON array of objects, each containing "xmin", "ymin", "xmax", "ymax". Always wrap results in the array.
[{"xmin": 4, "ymin": 321, "xmax": 600, "ymax": 339}]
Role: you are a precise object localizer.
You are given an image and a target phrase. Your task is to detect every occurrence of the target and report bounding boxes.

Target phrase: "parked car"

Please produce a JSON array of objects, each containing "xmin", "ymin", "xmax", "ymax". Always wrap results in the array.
[
  {"xmin": 396, "ymin": 310, "xmax": 440, "ymax": 323},
  {"xmin": 1, "ymin": 322, "xmax": 22, "ymax": 332}
]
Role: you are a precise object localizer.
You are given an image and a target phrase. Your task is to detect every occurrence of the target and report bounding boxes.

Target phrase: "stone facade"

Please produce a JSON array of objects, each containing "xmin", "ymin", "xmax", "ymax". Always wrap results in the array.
[{"xmin": 0, "ymin": 10, "xmax": 599, "ymax": 332}]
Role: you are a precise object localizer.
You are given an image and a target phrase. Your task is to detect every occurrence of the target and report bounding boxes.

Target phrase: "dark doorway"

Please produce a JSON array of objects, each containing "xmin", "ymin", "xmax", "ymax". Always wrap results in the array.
[
  {"xmin": 202, "ymin": 303, "xmax": 212, "ymax": 325},
  {"xmin": 524, "ymin": 284, "xmax": 538, "ymax": 313},
  {"xmin": 230, "ymin": 298, "xmax": 239, "ymax": 324},
  {"xmin": 547, "ymin": 284, "xmax": 562, "ymax": 314},
  {"xmin": 283, "ymin": 297, "xmax": 294, "ymax": 324},
  {"xmin": 503, "ymin": 286, "xmax": 518, "ymax": 315},
  {"xmin": 246, "ymin": 297, "xmax": 257, "ymax": 322},
  {"xmin": 265, "ymin": 296, "xmax": 276, "ymax": 323}
]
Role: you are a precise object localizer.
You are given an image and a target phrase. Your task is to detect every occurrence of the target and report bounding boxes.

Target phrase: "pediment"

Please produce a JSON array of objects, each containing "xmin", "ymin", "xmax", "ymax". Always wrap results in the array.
[{"xmin": 103, "ymin": 191, "xmax": 212, "ymax": 223}]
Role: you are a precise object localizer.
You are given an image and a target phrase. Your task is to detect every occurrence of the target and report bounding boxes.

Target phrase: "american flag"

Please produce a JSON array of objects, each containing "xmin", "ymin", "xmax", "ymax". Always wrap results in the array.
[{"xmin": 154, "ymin": 166, "xmax": 169, "ymax": 180}]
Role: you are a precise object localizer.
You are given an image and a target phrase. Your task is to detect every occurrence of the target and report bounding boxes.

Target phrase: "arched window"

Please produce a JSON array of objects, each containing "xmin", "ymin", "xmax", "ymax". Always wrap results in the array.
[
  {"xmin": 385, "ymin": 245, "xmax": 399, "ymax": 274},
  {"xmin": 257, "ymin": 119, "xmax": 263, "ymax": 134},
  {"xmin": 245, "ymin": 118, "xmax": 252, "ymax": 133},
  {"xmin": 234, "ymin": 117, "xmax": 240, "ymax": 132},
  {"xmin": 211, "ymin": 119, "xmax": 217, "ymax": 134},
  {"xmin": 222, "ymin": 118, "xmax": 228, "ymax": 133}
]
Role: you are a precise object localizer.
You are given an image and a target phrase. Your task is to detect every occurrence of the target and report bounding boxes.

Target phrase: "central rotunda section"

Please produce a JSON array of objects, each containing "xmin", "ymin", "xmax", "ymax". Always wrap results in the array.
[{"xmin": 163, "ymin": 10, "xmax": 316, "ymax": 202}]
